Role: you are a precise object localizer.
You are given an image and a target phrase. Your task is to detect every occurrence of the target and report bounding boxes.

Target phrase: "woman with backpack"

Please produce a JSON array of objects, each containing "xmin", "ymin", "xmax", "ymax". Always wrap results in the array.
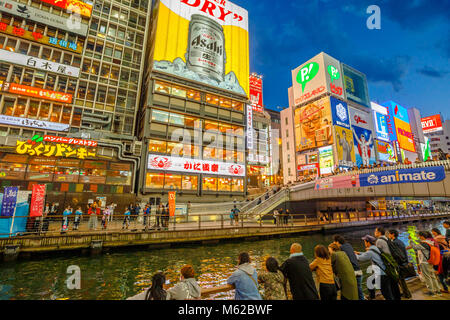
[
  {"xmin": 407, "ymin": 231, "xmax": 442, "ymax": 296},
  {"xmin": 431, "ymin": 228, "xmax": 450, "ymax": 293},
  {"xmin": 166, "ymin": 265, "xmax": 201, "ymax": 300},
  {"xmin": 328, "ymin": 243, "xmax": 358, "ymax": 300}
]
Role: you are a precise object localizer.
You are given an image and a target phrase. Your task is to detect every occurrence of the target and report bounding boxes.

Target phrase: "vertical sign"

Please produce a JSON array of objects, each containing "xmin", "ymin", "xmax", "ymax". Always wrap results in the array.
[
  {"xmin": 168, "ymin": 191, "xmax": 176, "ymax": 217},
  {"xmin": 246, "ymin": 104, "xmax": 253, "ymax": 150},
  {"xmin": 249, "ymin": 74, "xmax": 263, "ymax": 112},
  {"xmin": 30, "ymin": 184, "xmax": 46, "ymax": 217},
  {"xmin": 1, "ymin": 186, "xmax": 18, "ymax": 217}
]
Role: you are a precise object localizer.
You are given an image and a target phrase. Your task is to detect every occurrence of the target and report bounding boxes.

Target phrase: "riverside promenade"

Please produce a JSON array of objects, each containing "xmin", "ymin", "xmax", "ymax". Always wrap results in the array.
[{"xmin": 0, "ymin": 210, "xmax": 448, "ymax": 260}]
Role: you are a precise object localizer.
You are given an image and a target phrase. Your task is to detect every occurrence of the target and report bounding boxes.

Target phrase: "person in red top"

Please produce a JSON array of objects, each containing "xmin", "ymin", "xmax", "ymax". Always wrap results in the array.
[{"xmin": 88, "ymin": 203, "xmax": 98, "ymax": 230}]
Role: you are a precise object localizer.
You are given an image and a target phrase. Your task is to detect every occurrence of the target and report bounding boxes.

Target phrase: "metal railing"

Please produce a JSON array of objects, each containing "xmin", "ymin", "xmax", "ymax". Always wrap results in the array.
[{"xmin": 0, "ymin": 209, "xmax": 446, "ymax": 238}]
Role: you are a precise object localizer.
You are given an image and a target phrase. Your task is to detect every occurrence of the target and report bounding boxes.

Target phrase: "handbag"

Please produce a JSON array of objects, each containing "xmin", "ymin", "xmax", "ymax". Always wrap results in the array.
[{"xmin": 399, "ymin": 262, "xmax": 417, "ymax": 279}]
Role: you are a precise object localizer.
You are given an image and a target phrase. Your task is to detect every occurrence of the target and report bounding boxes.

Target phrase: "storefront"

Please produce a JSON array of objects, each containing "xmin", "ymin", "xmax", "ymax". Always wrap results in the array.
[{"xmin": 297, "ymin": 163, "xmax": 319, "ymax": 182}]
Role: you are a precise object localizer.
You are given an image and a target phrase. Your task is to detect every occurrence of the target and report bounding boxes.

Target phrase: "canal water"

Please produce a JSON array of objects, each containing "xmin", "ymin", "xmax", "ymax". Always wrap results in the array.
[{"xmin": 0, "ymin": 219, "xmax": 446, "ymax": 300}]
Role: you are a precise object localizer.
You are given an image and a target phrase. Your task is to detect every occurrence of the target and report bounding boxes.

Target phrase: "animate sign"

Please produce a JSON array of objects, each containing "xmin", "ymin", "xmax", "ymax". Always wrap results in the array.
[
  {"xmin": 292, "ymin": 52, "xmax": 345, "ymax": 106},
  {"xmin": 152, "ymin": 0, "xmax": 249, "ymax": 96},
  {"xmin": 148, "ymin": 154, "xmax": 246, "ymax": 177},
  {"xmin": 0, "ymin": 0, "xmax": 88, "ymax": 36},
  {"xmin": 39, "ymin": 0, "xmax": 93, "ymax": 18},
  {"xmin": 360, "ymin": 166, "xmax": 445, "ymax": 187},
  {"xmin": 0, "ymin": 82, "xmax": 72, "ymax": 103},
  {"xmin": 0, "ymin": 114, "xmax": 69, "ymax": 131},
  {"xmin": 0, "ymin": 49, "xmax": 80, "ymax": 77},
  {"xmin": 16, "ymin": 135, "xmax": 97, "ymax": 159},
  {"xmin": 421, "ymin": 115, "xmax": 443, "ymax": 134},
  {"xmin": 0, "ymin": 23, "xmax": 81, "ymax": 53}
]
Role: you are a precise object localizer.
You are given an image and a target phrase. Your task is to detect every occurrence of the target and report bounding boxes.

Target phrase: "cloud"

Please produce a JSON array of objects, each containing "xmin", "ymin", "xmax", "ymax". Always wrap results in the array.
[{"xmin": 417, "ymin": 66, "xmax": 448, "ymax": 78}]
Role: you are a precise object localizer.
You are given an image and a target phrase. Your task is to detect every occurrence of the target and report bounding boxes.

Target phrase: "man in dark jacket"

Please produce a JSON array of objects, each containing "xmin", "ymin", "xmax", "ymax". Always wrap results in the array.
[
  {"xmin": 333, "ymin": 235, "xmax": 364, "ymax": 300},
  {"xmin": 280, "ymin": 243, "xmax": 319, "ymax": 300},
  {"xmin": 388, "ymin": 229, "xmax": 412, "ymax": 299}
]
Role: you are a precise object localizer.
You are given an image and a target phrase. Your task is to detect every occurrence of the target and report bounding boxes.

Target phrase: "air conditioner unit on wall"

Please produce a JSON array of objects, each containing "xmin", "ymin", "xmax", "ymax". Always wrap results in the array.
[{"xmin": 132, "ymin": 141, "xmax": 142, "ymax": 156}]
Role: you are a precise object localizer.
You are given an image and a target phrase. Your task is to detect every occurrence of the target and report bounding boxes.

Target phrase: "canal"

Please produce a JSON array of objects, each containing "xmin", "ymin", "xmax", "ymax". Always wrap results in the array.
[{"xmin": 0, "ymin": 219, "xmax": 446, "ymax": 300}]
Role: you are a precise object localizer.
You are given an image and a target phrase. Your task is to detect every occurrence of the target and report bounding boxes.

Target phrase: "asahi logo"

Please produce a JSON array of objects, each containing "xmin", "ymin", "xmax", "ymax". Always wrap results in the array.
[{"xmin": 191, "ymin": 34, "xmax": 223, "ymax": 56}]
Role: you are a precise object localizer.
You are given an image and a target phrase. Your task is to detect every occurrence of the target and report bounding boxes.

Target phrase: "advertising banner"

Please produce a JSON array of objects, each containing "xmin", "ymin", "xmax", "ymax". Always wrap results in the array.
[
  {"xmin": 294, "ymin": 96, "xmax": 333, "ymax": 152},
  {"xmin": 152, "ymin": 0, "xmax": 249, "ymax": 96},
  {"xmin": 1, "ymin": 186, "xmax": 18, "ymax": 217},
  {"xmin": 335, "ymin": 126, "xmax": 356, "ymax": 168},
  {"xmin": 315, "ymin": 174, "xmax": 360, "ymax": 190},
  {"xmin": 0, "ymin": 114, "xmax": 69, "ymax": 131},
  {"xmin": 1, "ymin": 82, "xmax": 73, "ymax": 103},
  {"xmin": 318, "ymin": 145, "xmax": 333, "ymax": 175},
  {"xmin": 292, "ymin": 52, "xmax": 345, "ymax": 106},
  {"xmin": 246, "ymin": 105, "xmax": 253, "ymax": 150},
  {"xmin": 30, "ymin": 184, "xmax": 46, "ymax": 217},
  {"xmin": 148, "ymin": 155, "xmax": 246, "ymax": 177},
  {"xmin": 168, "ymin": 191, "xmax": 176, "ymax": 217},
  {"xmin": 360, "ymin": 166, "xmax": 445, "ymax": 187},
  {"xmin": 351, "ymin": 125, "xmax": 375, "ymax": 167},
  {"xmin": 376, "ymin": 140, "xmax": 396, "ymax": 163},
  {"xmin": 249, "ymin": 74, "xmax": 263, "ymax": 112},
  {"xmin": 16, "ymin": 139, "xmax": 97, "ymax": 159},
  {"xmin": 421, "ymin": 136, "xmax": 432, "ymax": 161},
  {"xmin": 421, "ymin": 115, "xmax": 443, "ymax": 134},
  {"xmin": 0, "ymin": 0, "xmax": 88, "ymax": 36},
  {"xmin": 384, "ymin": 101, "xmax": 415, "ymax": 152},
  {"xmin": 349, "ymin": 106, "xmax": 373, "ymax": 131},
  {"xmin": 330, "ymin": 97, "xmax": 350, "ymax": 129},
  {"xmin": 0, "ymin": 49, "xmax": 80, "ymax": 77},
  {"xmin": 373, "ymin": 113, "xmax": 389, "ymax": 142},
  {"xmin": 342, "ymin": 64, "xmax": 370, "ymax": 108},
  {"xmin": 39, "ymin": 0, "xmax": 93, "ymax": 18}
]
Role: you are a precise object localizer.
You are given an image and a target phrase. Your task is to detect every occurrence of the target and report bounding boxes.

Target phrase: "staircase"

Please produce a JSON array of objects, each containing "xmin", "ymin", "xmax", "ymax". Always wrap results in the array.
[{"xmin": 242, "ymin": 188, "xmax": 290, "ymax": 221}]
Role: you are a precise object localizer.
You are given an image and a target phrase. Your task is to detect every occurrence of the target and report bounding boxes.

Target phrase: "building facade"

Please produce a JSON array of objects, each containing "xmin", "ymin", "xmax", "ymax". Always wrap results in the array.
[{"xmin": 0, "ymin": 0, "xmax": 151, "ymax": 210}]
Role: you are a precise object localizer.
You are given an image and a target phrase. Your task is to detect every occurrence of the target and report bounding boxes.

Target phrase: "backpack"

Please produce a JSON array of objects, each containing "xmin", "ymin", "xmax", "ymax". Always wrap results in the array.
[
  {"xmin": 379, "ymin": 237, "xmax": 408, "ymax": 265},
  {"xmin": 369, "ymin": 248, "xmax": 400, "ymax": 282},
  {"xmin": 421, "ymin": 242, "xmax": 441, "ymax": 266}
]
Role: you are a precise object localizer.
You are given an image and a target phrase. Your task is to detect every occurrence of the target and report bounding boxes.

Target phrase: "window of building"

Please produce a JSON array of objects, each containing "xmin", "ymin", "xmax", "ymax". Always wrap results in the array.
[
  {"xmin": 72, "ymin": 108, "xmax": 82, "ymax": 126},
  {"xmin": 2, "ymin": 99, "xmax": 14, "ymax": 117},
  {"xmin": 202, "ymin": 176, "xmax": 217, "ymax": 191},
  {"xmin": 152, "ymin": 109, "xmax": 169, "ymax": 123},
  {"xmin": 218, "ymin": 177, "xmax": 231, "ymax": 191},
  {"xmin": 232, "ymin": 178, "xmax": 244, "ymax": 192},
  {"xmin": 171, "ymin": 85, "xmax": 186, "ymax": 98},
  {"xmin": 164, "ymin": 174, "xmax": 182, "ymax": 190},
  {"xmin": 50, "ymin": 105, "xmax": 62, "ymax": 122},
  {"xmin": 182, "ymin": 175, "xmax": 197, "ymax": 190},
  {"xmin": 206, "ymin": 93, "xmax": 219, "ymax": 106},
  {"xmin": 148, "ymin": 139, "xmax": 166, "ymax": 153},
  {"xmin": 169, "ymin": 113, "xmax": 184, "ymax": 126},
  {"xmin": 13, "ymin": 99, "xmax": 26, "ymax": 117},
  {"xmin": 146, "ymin": 172, "xmax": 165, "ymax": 188},
  {"xmin": 28, "ymin": 100, "xmax": 39, "ymax": 118},
  {"xmin": 155, "ymin": 81, "xmax": 171, "ymax": 94},
  {"xmin": 38, "ymin": 102, "xmax": 50, "ymax": 120}
]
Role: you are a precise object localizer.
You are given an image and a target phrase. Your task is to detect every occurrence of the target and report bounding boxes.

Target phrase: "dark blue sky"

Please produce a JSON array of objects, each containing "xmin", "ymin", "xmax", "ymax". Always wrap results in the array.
[{"xmin": 234, "ymin": 0, "xmax": 449, "ymax": 119}]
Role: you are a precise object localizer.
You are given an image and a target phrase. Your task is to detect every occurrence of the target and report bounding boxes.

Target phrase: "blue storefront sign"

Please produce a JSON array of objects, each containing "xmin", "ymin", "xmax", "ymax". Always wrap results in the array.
[
  {"xmin": 1, "ymin": 187, "xmax": 18, "ymax": 217},
  {"xmin": 330, "ymin": 96, "xmax": 350, "ymax": 129},
  {"xmin": 360, "ymin": 166, "xmax": 445, "ymax": 187}
]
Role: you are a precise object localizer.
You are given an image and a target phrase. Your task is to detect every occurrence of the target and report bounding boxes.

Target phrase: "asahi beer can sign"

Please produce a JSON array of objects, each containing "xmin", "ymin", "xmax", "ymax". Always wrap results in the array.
[
  {"xmin": 186, "ymin": 14, "xmax": 225, "ymax": 82},
  {"xmin": 153, "ymin": 0, "xmax": 249, "ymax": 96}
]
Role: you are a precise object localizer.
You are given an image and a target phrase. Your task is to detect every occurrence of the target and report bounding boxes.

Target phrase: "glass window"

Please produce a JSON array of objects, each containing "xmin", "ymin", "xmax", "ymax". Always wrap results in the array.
[
  {"xmin": 169, "ymin": 113, "xmax": 184, "ymax": 126},
  {"xmin": 26, "ymin": 164, "xmax": 54, "ymax": 181},
  {"xmin": 186, "ymin": 88, "xmax": 201, "ymax": 101},
  {"xmin": 120, "ymin": 68, "xmax": 129, "ymax": 82},
  {"xmin": 155, "ymin": 81, "xmax": 171, "ymax": 94},
  {"xmin": 148, "ymin": 139, "xmax": 166, "ymax": 153},
  {"xmin": 232, "ymin": 101, "xmax": 244, "ymax": 112},
  {"xmin": 38, "ymin": 102, "xmax": 50, "ymax": 120},
  {"xmin": 2, "ymin": 99, "xmax": 15, "ymax": 116},
  {"xmin": 11, "ymin": 66, "xmax": 22, "ymax": 84},
  {"xmin": 18, "ymin": 41, "xmax": 29, "ymax": 55},
  {"xmin": 203, "ymin": 147, "xmax": 216, "ymax": 160},
  {"xmin": 218, "ymin": 177, "xmax": 232, "ymax": 191},
  {"xmin": 72, "ymin": 108, "xmax": 82, "ymax": 126},
  {"xmin": 219, "ymin": 97, "xmax": 231, "ymax": 109},
  {"xmin": 54, "ymin": 166, "xmax": 80, "ymax": 183},
  {"xmin": 152, "ymin": 109, "xmax": 169, "ymax": 123},
  {"xmin": 61, "ymin": 106, "xmax": 71, "ymax": 124},
  {"xmin": 86, "ymin": 83, "xmax": 96, "ymax": 100},
  {"xmin": 0, "ymin": 63, "xmax": 9, "ymax": 81},
  {"xmin": 182, "ymin": 175, "xmax": 197, "ymax": 190},
  {"xmin": 106, "ymin": 170, "xmax": 131, "ymax": 185},
  {"xmin": 22, "ymin": 69, "xmax": 34, "ymax": 86},
  {"xmin": 0, "ymin": 162, "xmax": 26, "ymax": 180},
  {"xmin": 50, "ymin": 105, "xmax": 62, "ymax": 122},
  {"xmin": 171, "ymin": 85, "xmax": 186, "ymax": 98},
  {"xmin": 232, "ymin": 178, "xmax": 244, "ymax": 192},
  {"xmin": 46, "ymin": 74, "xmax": 56, "ymax": 90},
  {"xmin": 164, "ymin": 174, "xmax": 181, "ymax": 190},
  {"xmin": 167, "ymin": 142, "xmax": 182, "ymax": 156},
  {"xmin": 13, "ymin": 99, "xmax": 27, "ymax": 117},
  {"xmin": 206, "ymin": 94, "xmax": 219, "ymax": 106},
  {"xmin": 28, "ymin": 100, "xmax": 39, "ymax": 118},
  {"xmin": 185, "ymin": 116, "xmax": 199, "ymax": 128},
  {"xmin": 51, "ymin": 50, "xmax": 61, "ymax": 63},
  {"xmin": 96, "ymin": 86, "xmax": 106, "ymax": 103},
  {"xmin": 107, "ymin": 88, "xmax": 116, "ymax": 105},
  {"xmin": 34, "ymin": 71, "xmax": 45, "ymax": 88},
  {"xmin": 202, "ymin": 177, "xmax": 217, "ymax": 191},
  {"xmin": 145, "ymin": 172, "xmax": 164, "ymax": 189}
]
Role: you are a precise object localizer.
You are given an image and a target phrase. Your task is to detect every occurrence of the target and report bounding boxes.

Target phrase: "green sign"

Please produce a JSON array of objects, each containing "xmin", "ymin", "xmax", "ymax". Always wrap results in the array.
[
  {"xmin": 296, "ymin": 62, "xmax": 319, "ymax": 92},
  {"xmin": 327, "ymin": 65, "xmax": 340, "ymax": 82}
]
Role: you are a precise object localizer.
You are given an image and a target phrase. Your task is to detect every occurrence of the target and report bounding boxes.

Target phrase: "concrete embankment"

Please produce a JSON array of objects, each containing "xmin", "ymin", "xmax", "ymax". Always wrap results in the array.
[{"xmin": 0, "ymin": 213, "xmax": 448, "ymax": 261}]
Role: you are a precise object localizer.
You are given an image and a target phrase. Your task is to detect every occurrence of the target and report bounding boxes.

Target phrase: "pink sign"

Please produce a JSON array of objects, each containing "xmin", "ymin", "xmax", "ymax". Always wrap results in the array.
[
  {"xmin": 30, "ymin": 184, "xmax": 46, "ymax": 217},
  {"xmin": 315, "ymin": 174, "xmax": 360, "ymax": 190}
]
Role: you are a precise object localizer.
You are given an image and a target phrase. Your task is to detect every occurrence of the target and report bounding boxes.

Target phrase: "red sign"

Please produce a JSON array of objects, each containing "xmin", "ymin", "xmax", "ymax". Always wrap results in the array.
[
  {"xmin": 7, "ymin": 83, "xmax": 72, "ymax": 103},
  {"xmin": 421, "ymin": 115, "xmax": 443, "ymax": 134},
  {"xmin": 294, "ymin": 85, "xmax": 326, "ymax": 105},
  {"xmin": 297, "ymin": 163, "xmax": 320, "ymax": 172},
  {"xmin": 168, "ymin": 191, "xmax": 176, "ymax": 217},
  {"xmin": 43, "ymin": 135, "xmax": 98, "ymax": 147},
  {"xmin": 39, "ymin": 0, "xmax": 92, "ymax": 18},
  {"xmin": 30, "ymin": 184, "xmax": 46, "ymax": 217},
  {"xmin": 249, "ymin": 75, "xmax": 263, "ymax": 112},
  {"xmin": 40, "ymin": 0, "xmax": 67, "ymax": 9}
]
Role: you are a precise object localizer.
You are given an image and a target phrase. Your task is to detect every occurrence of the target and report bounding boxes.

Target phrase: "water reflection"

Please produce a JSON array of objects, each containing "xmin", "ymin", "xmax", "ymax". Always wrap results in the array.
[{"xmin": 0, "ymin": 220, "xmax": 446, "ymax": 300}]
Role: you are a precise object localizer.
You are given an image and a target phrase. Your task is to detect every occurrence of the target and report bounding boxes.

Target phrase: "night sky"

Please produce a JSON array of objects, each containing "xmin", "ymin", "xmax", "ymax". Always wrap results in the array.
[{"xmin": 233, "ymin": 0, "xmax": 450, "ymax": 118}]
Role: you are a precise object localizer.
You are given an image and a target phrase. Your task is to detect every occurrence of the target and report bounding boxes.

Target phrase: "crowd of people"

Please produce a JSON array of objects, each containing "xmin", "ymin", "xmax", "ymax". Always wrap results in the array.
[{"xmin": 142, "ymin": 222, "xmax": 450, "ymax": 300}]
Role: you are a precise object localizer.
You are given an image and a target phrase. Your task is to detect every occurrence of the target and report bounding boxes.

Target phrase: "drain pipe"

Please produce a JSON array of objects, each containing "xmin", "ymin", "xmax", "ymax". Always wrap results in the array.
[{"xmin": 97, "ymin": 141, "xmax": 140, "ymax": 194}]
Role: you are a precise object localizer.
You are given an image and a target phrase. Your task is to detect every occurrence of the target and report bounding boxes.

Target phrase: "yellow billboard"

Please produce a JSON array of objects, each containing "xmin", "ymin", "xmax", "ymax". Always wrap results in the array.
[
  {"xmin": 152, "ymin": 0, "xmax": 249, "ymax": 97},
  {"xmin": 295, "ymin": 96, "xmax": 333, "ymax": 152},
  {"xmin": 335, "ymin": 126, "xmax": 356, "ymax": 168}
]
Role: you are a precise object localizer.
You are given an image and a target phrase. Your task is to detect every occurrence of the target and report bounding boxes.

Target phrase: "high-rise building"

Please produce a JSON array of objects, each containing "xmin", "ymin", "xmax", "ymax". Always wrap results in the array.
[
  {"xmin": 137, "ymin": 0, "xmax": 250, "ymax": 203},
  {"xmin": 422, "ymin": 114, "xmax": 450, "ymax": 157},
  {"xmin": 0, "ymin": 0, "xmax": 151, "ymax": 210}
]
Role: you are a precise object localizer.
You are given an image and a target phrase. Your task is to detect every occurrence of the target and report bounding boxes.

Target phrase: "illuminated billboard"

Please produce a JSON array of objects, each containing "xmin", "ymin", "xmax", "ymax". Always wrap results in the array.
[
  {"xmin": 291, "ymin": 52, "xmax": 346, "ymax": 106},
  {"xmin": 342, "ymin": 63, "xmax": 370, "ymax": 108},
  {"xmin": 249, "ymin": 74, "xmax": 263, "ymax": 112},
  {"xmin": 335, "ymin": 126, "xmax": 356, "ymax": 168},
  {"xmin": 294, "ymin": 96, "xmax": 333, "ymax": 152},
  {"xmin": 352, "ymin": 125, "xmax": 376, "ymax": 167},
  {"xmin": 384, "ymin": 101, "xmax": 415, "ymax": 153},
  {"xmin": 421, "ymin": 115, "xmax": 443, "ymax": 134},
  {"xmin": 319, "ymin": 145, "xmax": 334, "ymax": 175},
  {"xmin": 330, "ymin": 97, "xmax": 350, "ymax": 129},
  {"xmin": 151, "ymin": 0, "xmax": 249, "ymax": 96},
  {"xmin": 376, "ymin": 140, "xmax": 396, "ymax": 163},
  {"xmin": 371, "ymin": 102, "xmax": 390, "ymax": 142},
  {"xmin": 39, "ymin": 0, "xmax": 93, "ymax": 18}
]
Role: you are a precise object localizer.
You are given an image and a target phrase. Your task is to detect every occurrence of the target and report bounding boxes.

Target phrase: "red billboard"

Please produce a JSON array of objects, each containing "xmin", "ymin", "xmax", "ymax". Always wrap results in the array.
[
  {"xmin": 249, "ymin": 74, "xmax": 263, "ymax": 112},
  {"xmin": 30, "ymin": 184, "xmax": 46, "ymax": 217},
  {"xmin": 421, "ymin": 115, "xmax": 443, "ymax": 134}
]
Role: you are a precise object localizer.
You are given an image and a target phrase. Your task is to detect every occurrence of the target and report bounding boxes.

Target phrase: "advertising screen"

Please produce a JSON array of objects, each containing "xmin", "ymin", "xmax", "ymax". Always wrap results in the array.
[
  {"xmin": 335, "ymin": 126, "xmax": 356, "ymax": 168},
  {"xmin": 319, "ymin": 145, "xmax": 334, "ymax": 175},
  {"xmin": 373, "ymin": 113, "xmax": 390, "ymax": 142},
  {"xmin": 342, "ymin": 64, "xmax": 370, "ymax": 108},
  {"xmin": 294, "ymin": 96, "xmax": 333, "ymax": 152},
  {"xmin": 376, "ymin": 140, "xmax": 396, "ymax": 163},
  {"xmin": 421, "ymin": 115, "xmax": 443, "ymax": 134},
  {"xmin": 351, "ymin": 125, "xmax": 375, "ymax": 167},
  {"xmin": 421, "ymin": 136, "xmax": 432, "ymax": 161},
  {"xmin": 330, "ymin": 97, "xmax": 350, "ymax": 129},
  {"xmin": 39, "ymin": 0, "xmax": 92, "ymax": 18},
  {"xmin": 152, "ymin": 0, "xmax": 249, "ymax": 96},
  {"xmin": 249, "ymin": 74, "xmax": 263, "ymax": 112},
  {"xmin": 291, "ymin": 52, "xmax": 345, "ymax": 106},
  {"xmin": 384, "ymin": 101, "xmax": 415, "ymax": 153},
  {"xmin": 349, "ymin": 106, "xmax": 373, "ymax": 131}
]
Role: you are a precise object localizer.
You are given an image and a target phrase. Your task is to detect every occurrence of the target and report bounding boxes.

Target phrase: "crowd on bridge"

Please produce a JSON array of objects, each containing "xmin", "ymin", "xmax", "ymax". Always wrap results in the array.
[{"xmin": 142, "ymin": 221, "xmax": 450, "ymax": 300}]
